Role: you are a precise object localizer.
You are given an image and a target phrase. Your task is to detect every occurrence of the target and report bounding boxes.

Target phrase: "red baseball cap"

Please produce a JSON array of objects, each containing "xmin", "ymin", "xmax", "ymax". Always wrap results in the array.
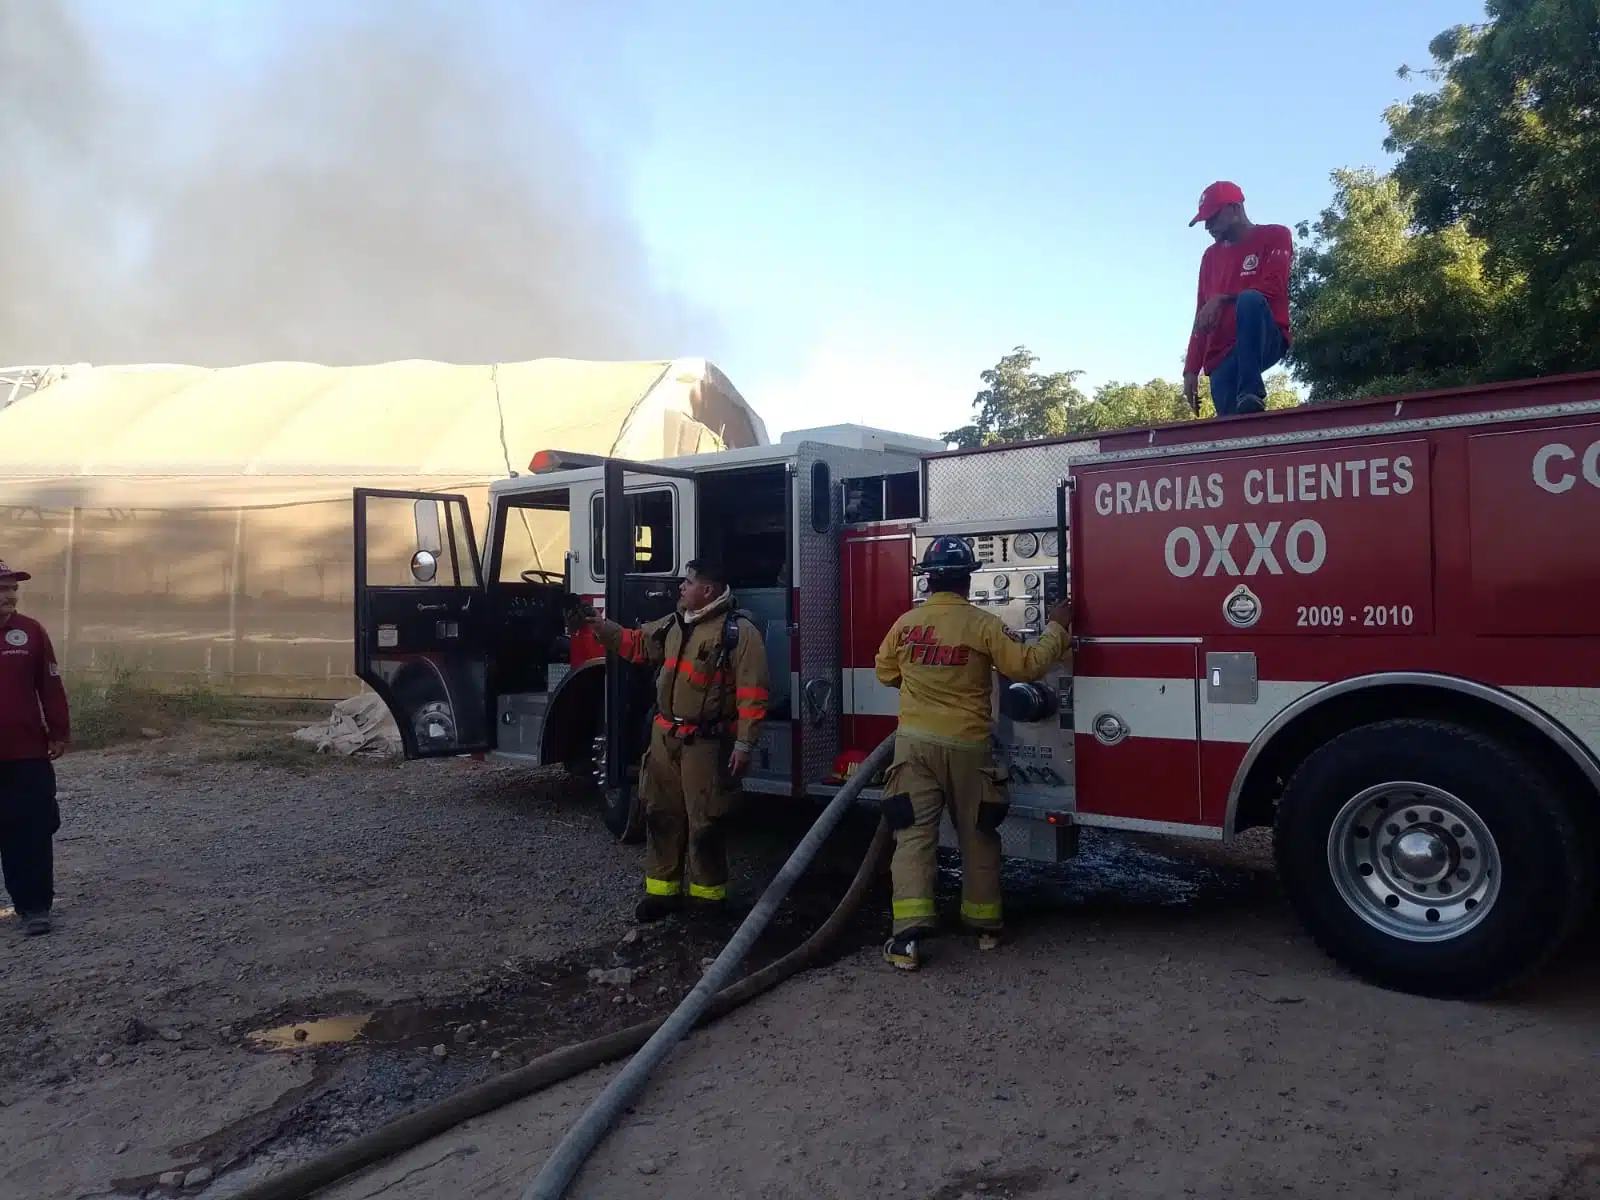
[
  {"xmin": 1190, "ymin": 181, "xmax": 1245, "ymax": 226},
  {"xmin": 0, "ymin": 559, "xmax": 32, "ymax": 583}
]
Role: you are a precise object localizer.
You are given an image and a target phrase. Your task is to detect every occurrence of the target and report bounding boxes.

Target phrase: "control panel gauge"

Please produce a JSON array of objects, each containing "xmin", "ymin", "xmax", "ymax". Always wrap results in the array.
[
  {"xmin": 1012, "ymin": 531, "xmax": 1039, "ymax": 558},
  {"xmin": 1041, "ymin": 531, "xmax": 1059, "ymax": 558}
]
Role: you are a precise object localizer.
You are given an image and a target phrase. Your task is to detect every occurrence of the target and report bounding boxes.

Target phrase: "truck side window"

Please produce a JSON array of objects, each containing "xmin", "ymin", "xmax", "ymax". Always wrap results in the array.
[{"xmin": 591, "ymin": 488, "xmax": 676, "ymax": 576}]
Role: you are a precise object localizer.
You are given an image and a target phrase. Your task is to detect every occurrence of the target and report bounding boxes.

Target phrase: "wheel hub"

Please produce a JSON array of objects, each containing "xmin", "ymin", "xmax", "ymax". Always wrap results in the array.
[
  {"xmin": 1327, "ymin": 782, "xmax": 1501, "ymax": 943},
  {"xmin": 1390, "ymin": 827, "xmax": 1452, "ymax": 885}
]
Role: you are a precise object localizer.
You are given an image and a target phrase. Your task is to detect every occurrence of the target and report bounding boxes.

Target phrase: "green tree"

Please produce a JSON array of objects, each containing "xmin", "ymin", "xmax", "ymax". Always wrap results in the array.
[
  {"xmin": 946, "ymin": 350, "xmax": 1300, "ymax": 446},
  {"xmin": 1288, "ymin": 168, "xmax": 1513, "ymax": 400},
  {"xmin": 941, "ymin": 347, "xmax": 1088, "ymax": 447},
  {"xmin": 1387, "ymin": 4, "xmax": 1600, "ymax": 377},
  {"xmin": 1085, "ymin": 373, "xmax": 1299, "ymax": 426},
  {"xmin": 1288, "ymin": 2, "xmax": 1600, "ymax": 399}
]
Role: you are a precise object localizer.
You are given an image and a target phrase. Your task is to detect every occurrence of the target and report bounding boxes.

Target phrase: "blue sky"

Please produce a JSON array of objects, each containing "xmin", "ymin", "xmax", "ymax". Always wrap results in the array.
[{"xmin": 78, "ymin": 0, "xmax": 1476, "ymax": 441}]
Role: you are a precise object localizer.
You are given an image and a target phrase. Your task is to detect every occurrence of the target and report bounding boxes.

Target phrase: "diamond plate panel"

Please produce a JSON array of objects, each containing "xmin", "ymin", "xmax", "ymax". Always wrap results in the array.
[{"xmin": 924, "ymin": 440, "xmax": 1101, "ymax": 526}]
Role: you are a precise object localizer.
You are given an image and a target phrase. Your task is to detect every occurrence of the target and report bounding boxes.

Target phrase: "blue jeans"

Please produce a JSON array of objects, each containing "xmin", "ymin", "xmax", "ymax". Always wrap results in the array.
[{"xmin": 1209, "ymin": 290, "xmax": 1284, "ymax": 416}]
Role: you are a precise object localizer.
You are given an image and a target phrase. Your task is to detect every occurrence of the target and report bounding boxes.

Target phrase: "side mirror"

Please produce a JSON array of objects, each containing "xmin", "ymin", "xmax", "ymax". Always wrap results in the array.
[{"xmin": 410, "ymin": 549, "xmax": 439, "ymax": 583}]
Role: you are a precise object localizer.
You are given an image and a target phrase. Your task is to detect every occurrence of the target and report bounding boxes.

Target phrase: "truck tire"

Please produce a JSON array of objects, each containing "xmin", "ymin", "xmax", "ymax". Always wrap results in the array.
[{"xmin": 1274, "ymin": 718, "xmax": 1592, "ymax": 1000}]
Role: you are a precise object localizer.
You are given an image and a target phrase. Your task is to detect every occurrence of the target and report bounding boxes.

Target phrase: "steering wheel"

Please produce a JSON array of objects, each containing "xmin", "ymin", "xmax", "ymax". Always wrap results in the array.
[{"xmin": 520, "ymin": 569, "xmax": 565, "ymax": 583}]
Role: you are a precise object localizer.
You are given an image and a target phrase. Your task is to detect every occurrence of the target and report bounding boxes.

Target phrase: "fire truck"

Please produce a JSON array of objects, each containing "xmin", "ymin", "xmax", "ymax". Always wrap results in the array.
[{"xmin": 354, "ymin": 372, "xmax": 1600, "ymax": 999}]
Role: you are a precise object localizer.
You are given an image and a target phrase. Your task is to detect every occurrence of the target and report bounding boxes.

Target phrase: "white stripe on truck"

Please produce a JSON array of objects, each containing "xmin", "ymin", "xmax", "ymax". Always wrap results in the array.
[{"xmin": 847, "ymin": 667, "xmax": 1600, "ymax": 763}]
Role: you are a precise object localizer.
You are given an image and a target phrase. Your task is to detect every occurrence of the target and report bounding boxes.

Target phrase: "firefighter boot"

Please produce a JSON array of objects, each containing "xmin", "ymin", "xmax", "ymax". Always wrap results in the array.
[
  {"xmin": 635, "ymin": 893, "xmax": 683, "ymax": 923},
  {"xmin": 687, "ymin": 896, "xmax": 728, "ymax": 921},
  {"xmin": 883, "ymin": 932, "xmax": 922, "ymax": 971}
]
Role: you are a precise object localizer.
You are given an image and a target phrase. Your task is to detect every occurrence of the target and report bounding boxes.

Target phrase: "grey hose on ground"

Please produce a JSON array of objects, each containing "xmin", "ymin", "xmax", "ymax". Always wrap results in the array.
[
  {"xmin": 522, "ymin": 731, "xmax": 898, "ymax": 1199},
  {"xmin": 228, "ymin": 733, "xmax": 896, "ymax": 1200}
]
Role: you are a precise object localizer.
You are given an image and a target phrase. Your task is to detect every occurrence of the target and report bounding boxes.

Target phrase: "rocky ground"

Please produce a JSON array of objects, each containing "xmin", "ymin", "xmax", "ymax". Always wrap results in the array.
[{"xmin": 2, "ymin": 720, "xmax": 1598, "ymax": 1200}]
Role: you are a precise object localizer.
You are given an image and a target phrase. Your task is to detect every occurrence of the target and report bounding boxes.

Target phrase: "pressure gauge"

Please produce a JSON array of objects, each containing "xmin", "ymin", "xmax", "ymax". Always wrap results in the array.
[
  {"xmin": 1024, "ymin": 605, "xmax": 1041, "ymax": 623},
  {"xmin": 915, "ymin": 575, "xmax": 930, "ymax": 594},
  {"xmin": 1023, "ymin": 572, "xmax": 1040, "ymax": 591},
  {"xmin": 1041, "ymin": 531, "xmax": 1060, "ymax": 558},
  {"xmin": 992, "ymin": 574, "xmax": 1010, "ymax": 592},
  {"xmin": 1012, "ymin": 531, "xmax": 1039, "ymax": 558}
]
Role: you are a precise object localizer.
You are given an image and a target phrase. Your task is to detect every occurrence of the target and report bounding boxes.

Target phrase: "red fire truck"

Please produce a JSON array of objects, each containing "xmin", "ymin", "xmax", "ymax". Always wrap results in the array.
[{"xmin": 355, "ymin": 372, "xmax": 1600, "ymax": 999}]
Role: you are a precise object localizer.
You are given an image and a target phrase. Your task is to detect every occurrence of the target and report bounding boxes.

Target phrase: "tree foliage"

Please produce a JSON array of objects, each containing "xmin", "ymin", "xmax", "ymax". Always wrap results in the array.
[
  {"xmin": 944, "ymin": 347, "xmax": 1298, "ymax": 447},
  {"xmin": 941, "ymin": 347, "xmax": 1088, "ymax": 447},
  {"xmin": 1289, "ymin": 1, "xmax": 1600, "ymax": 399},
  {"xmin": 1288, "ymin": 169, "xmax": 1515, "ymax": 400},
  {"xmin": 1389, "ymin": 4, "xmax": 1600, "ymax": 375}
]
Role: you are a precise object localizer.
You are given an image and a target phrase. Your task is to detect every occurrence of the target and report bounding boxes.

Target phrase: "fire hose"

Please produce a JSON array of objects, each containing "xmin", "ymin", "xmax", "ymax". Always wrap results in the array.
[{"xmin": 231, "ymin": 731, "xmax": 896, "ymax": 1200}]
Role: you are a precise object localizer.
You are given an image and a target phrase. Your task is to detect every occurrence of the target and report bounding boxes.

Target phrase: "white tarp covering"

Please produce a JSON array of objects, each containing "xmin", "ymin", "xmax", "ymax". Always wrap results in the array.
[
  {"xmin": 292, "ymin": 692, "xmax": 403, "ymax": 757},
  {"xmin": 0, "ymin": 356, "xmax": 766, "ymax": 696}
]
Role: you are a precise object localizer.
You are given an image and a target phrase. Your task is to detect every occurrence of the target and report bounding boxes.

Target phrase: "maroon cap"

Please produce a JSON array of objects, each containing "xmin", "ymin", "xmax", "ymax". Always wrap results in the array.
[
  {"xmin": 0, "ymin": 559, "xmax": 32, "ymax": 583},
  {"xmin": 1190, "ymin": 181, "xmax": 1245, "ymax": 226}
]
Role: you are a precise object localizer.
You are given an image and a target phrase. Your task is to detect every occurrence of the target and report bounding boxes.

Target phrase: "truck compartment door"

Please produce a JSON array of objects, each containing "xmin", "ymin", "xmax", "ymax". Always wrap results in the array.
[
  {"xmin": 1071, "ymin": 641, "xmax": 1203, "ymax": 826},
  {"xmin": 353, "ymin": 489, "xmax": 489, "ymax": 758}
]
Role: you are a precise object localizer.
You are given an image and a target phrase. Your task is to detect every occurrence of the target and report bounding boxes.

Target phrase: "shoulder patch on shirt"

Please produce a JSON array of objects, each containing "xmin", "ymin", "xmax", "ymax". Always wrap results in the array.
[{"xmin": 4, "ymin": 627, "xmax": 28, "ymax": 647}]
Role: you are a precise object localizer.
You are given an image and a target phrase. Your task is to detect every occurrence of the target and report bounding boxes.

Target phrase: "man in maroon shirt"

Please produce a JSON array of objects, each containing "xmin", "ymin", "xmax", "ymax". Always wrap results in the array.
[
  {"xmin": 0, "ymin": 559, "xmax": 69, "ymax": 936},
  {"xmin": 1182, "ymin": 181, "xmax": 1294, "ymax": 417}
]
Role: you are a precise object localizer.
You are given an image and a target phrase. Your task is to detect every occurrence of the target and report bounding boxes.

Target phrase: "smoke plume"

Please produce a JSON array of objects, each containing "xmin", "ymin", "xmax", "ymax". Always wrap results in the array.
[{"xmin": 0, "ymin": 0, "xmax": 716, "ymax": 367}]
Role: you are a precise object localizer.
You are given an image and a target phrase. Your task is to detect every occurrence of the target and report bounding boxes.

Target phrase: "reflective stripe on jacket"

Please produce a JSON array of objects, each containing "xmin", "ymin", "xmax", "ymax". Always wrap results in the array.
[
  {"xmin": 874, "ymin": 592, "xmax": 1069, "ymax": 749},
  {"xmin": 596, "ymin": 598, "xmax": 770, "ymax": 749}
]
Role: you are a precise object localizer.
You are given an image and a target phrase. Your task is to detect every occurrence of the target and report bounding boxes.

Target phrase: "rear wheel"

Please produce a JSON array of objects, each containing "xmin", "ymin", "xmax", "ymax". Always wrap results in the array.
[{"xmin": 1274, "ymin": 718, "xmax": 1592, "ymax": 999}]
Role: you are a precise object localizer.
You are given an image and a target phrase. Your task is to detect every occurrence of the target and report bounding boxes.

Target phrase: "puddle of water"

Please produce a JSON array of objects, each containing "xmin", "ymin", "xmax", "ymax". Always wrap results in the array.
[
  {"xmin": 936, "ymin": 828, "xmax": 1262, "ymax": 916},
  {"xmin": 248, "ymin": 1014, "xmax": 373, "ymax": 1050}
]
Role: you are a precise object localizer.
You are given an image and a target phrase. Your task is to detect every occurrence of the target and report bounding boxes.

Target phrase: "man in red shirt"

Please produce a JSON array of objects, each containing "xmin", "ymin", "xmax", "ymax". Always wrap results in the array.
[
  {"xmin": 0, "ymin": 560, "xmax": 69, "ymax": 936},
  {"xmin": 1182, "ymin": 181, "xmax": 1294, "ymax": 417}
]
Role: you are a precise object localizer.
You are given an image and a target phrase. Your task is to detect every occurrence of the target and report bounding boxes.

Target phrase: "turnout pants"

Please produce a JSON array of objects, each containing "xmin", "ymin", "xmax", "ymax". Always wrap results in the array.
[
  {"xmin": 638, "ymin": 722, "xmax": 732, "ymax": 901},
  {"xmin": 0, "ymin": 758, "xmax": 60, "ymax": 916},
  {"xmin": 883, "ymin": 737, "xmax": 1007, "ymax": 935}
]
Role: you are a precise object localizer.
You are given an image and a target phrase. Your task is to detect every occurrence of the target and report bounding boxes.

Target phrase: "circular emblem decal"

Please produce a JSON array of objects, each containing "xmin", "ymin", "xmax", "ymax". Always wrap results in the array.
[
  {"xmin": 4, "ymin": 627, "xmax": 28, "ymax": 647},
  {"xmin": 1242, "ymin": 253, "xmax": 1260, "ymax": 271},
  {"xmin": 1223, "ymin": 584, "xmax": 1262, "ymax": 629},
  {"xmin": 1092, "ymin": 712, "xmax": 1129, "ymax": 746}
]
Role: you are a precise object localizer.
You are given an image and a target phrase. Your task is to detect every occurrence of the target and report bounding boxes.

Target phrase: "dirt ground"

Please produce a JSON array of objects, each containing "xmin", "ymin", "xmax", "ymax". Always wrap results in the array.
[{"xmin": 3, "ymin": 720, "xmax": 1599, "ymax": 1200}]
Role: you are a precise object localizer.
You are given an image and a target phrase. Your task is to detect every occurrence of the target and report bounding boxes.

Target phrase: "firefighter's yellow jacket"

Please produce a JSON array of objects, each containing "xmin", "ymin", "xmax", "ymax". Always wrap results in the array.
[
  {"xmin": 595, "ymin": 593, "xmax": 770, "ymax": 749},
  {"xmin": 874, "ymin": 592, "xmax": 1070, "ymax": 749}
]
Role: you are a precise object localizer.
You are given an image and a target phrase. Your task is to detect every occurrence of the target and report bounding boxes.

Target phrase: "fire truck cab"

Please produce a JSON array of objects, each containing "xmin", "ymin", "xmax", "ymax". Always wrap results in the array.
[{"xmin": 352, "ymin": 425, "xmax": 940, "ymax": 839}]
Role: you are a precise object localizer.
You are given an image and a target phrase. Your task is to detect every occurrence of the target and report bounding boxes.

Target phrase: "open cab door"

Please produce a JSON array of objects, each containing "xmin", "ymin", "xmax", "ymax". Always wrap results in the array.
[
  {"xmin": 589, "ymin": 459, "xmax": 698, "ymax": 838},
  {"xmin": 353, "ymin": 489, "xmax": 489, "ymax": 758}
]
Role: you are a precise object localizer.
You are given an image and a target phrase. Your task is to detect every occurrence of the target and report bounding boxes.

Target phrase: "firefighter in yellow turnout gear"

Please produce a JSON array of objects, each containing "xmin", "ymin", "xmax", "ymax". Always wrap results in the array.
[
  {"xmin": 574, "ymin": 560, "xmax": 770, "ymax": 923},
  {"xmin": 874, "ymin": 535, "xmax": 1073, "ymax": 970}
]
